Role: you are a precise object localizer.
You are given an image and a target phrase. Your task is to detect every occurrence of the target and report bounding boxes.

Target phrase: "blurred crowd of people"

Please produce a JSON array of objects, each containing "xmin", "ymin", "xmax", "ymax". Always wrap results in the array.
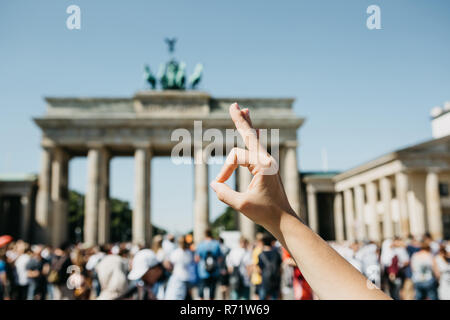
[
  {"xmin": 0, "ymin": 230, "xmax": 448, "ymax": 300},
  {"xmin": 331, "ymin": 233, "xmax": 450, "ymax": 300}
]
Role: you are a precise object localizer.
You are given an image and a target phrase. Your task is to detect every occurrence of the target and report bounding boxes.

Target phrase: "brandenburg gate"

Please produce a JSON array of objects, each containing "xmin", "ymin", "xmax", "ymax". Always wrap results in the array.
[{"xmin": 34, "ymin": 91, "xmax": 304, "ymax": 247}]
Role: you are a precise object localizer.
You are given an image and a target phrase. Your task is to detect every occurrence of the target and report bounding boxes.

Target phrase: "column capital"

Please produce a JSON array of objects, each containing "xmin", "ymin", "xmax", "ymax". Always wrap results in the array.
[
  {"xmin": 52, "ymin": 147, "xmax": 72, "ymax": 163},
  {"xmin": 343, "ymin": 188, "xmax": 353, "ymax": 196},
  {"xmin": 40, "ymin": 144, "xmax": 55, "ymax": 151},
  {"xmin": 396, "ymin": 168, "xmax": 414, "ymax": 175},
  {"xmin": 283, "ymin": 141, "xmax": 299, "ymax": 148},
  {"xmin": 40, "ymin": 143, "xmax": 71, "ymax": 158},
  {"xmin": 86, "ymin": 142, "xmax": 108, "ymax": 149},
  {"xmin": 133, "ymin": 141, "xmax": 152, "ymax": 149},
  {"xmin": 41, "ymin": 138, "xmax": 57, "ymax": 149},
  {"xmin": 53, "ymin": 145, "xmax": 69, "ymax": 154},
  {"xmin": 306, "ymin": 183, "xmax": 316, "ymax": 194},
  {"xmin": 379, "ymin": 175, "xmax": 392, "ymax": 182},
  {"xmin": 426, "ymin": 167, "xmax": 442, "ymax": 174},
  {"xmin": 365, "ymin": 180, "xmax": 377, "ymax": 187}
]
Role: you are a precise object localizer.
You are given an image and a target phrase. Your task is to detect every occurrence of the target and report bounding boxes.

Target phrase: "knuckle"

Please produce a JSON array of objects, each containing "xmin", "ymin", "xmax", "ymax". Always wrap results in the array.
[
  {"xmin": 259, "ymin": 155, "xmax": 273, "ymax": 168},
  {"xmin": 230, "ymin": 147, "xmax": 239, "ymax": 155},
  {"xmin": 237, "ymin": 199, "xmax": 251, "ymax": 212},
  {"xmin": 217, "ymin": 192, "xmax": 226, "ymax": 203}
]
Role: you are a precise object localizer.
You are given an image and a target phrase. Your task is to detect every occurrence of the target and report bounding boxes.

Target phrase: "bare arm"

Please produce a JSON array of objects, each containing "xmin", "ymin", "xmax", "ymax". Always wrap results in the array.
[
  {"xmin": 210, "ymin": 103, "xmax": 390, "ymax": 300},
  {"xmin": 432, "ymin": 256, "xmax": 441, "ymax": 281}
]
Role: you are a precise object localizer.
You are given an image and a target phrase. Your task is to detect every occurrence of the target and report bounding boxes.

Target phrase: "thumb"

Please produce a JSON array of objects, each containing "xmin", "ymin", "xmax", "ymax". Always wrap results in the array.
[{"xmin": 210, "ymin": 181, "xmax": 243, "ymax": 210}]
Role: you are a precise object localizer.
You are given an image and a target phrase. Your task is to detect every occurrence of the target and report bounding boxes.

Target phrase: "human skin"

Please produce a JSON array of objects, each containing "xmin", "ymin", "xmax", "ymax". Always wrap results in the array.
[
  {"xmin": 142, "ymin": 266, "xmax": 163, "ymax": 286},
  {"xmin": 210, "ymin": 103, "xmax": 390, "ymax": 300}
]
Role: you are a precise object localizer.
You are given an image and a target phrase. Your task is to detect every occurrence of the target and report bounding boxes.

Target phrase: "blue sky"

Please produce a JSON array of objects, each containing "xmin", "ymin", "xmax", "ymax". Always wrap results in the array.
[{"xmin": 1, "ymin": 0, "xmax": 449, "ymax": 233}]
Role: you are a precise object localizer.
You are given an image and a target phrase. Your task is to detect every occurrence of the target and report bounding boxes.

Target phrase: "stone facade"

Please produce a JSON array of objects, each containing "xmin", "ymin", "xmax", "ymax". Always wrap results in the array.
[
  {"xmin": 33, "ymin": 91, "xmax": 304, "ymax": 247},
  {"xmin": 301, "ymin": 172, "xmax": 340, "ymax": 241},
  {"xmin": 302, "ymin": 136, "xmax": 450, "ymax": 243},
  {"xmin": 0, "ymin": 174, "xmax": 38, "ymax": 242},
  {"xmin": 431, "ymin": 101, "xmax": 450, "ymax": 139},
  {"xmin": 333, "ymin": 135, "xmax": 450, "ymax": 242}
]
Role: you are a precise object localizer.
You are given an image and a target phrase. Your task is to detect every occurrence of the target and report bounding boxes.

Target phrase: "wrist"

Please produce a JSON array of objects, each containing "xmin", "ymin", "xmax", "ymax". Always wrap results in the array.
[{"xmin": 262, "ymin": 207, "xmax": 303, "ymax": 239}]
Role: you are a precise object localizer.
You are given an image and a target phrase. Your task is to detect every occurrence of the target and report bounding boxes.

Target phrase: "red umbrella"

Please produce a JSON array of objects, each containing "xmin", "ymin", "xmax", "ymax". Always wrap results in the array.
[{"xmin": 0, "ymin": 235, "xmax": 13, "ymax": 248}]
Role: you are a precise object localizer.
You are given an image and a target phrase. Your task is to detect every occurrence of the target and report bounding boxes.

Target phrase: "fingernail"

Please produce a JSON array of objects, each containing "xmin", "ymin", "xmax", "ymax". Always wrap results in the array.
[
  {"xmin": 234, "ymin": 103, "xmax": 240, "ymax": 110},
  {"xmin": 210, "ymin": 181, "xmax": 218, "ymax": 191}
]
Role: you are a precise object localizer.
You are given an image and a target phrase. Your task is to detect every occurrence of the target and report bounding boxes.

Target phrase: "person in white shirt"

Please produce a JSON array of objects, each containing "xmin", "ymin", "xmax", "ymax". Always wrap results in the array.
[
  {"xmin": 332, "ymin": 242, "xmax": 362, "ymax": 273},
  {"xmin": 356, "ymin": 242, "xmax": 381, "ymax": 288},
  {"xmin": 410, "ymin": 243, "xmax": 438, "ymax": 300},
  {"xmin": 380, "ymin": 237, "xmax": 409, "ymax": 299},
  {"xmin": 162, "ymin": 234, "xmax": 176, "ymax": 258},
  {"xmin": 95, "ymin": 254, "xmax": 128, "ymax": 300},
  {"xmin": 433, "ymin": 244, "xmax": 450, "ymax": 300},
  {"xmin": 14, "ymin": 242, "xmax": 31, "ymax": 300},
  {"xmin": 423, "ymin": 233, "xmax": 440, "ymax": 255},
  {"xmin": 226, "ymin": 237, "xmax": 252, "ymax": 300},
  {"xmin": 86, "ymin": 249, "xmax": 106, "ymax": 271},
  {"xmin": 152, "ymin": 235, "xmax": 166, "ymax": 263},
  {"xmin": 86, "ymin": 245, "xmax": 108, "ymax": 298},
  {"xmin": 164, "ymin": 236, "xmax": 194, "ymax": 300}
]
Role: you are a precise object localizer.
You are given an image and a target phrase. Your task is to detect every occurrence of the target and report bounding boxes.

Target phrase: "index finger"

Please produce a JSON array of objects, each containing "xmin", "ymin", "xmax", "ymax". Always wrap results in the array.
[{"xmin": 229, "ymin": 103, "xmax": 260, "ymax": 152}]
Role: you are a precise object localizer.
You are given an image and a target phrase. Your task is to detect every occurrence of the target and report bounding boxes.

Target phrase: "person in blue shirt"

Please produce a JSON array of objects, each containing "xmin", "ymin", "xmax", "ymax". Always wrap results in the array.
[
  {"xmin": 0, "ymin": 253, "xmax": 7, "ymax": 300},
  {"xmin": 195, "ymin": 229, "xmax": 223, "ymax": 300}
]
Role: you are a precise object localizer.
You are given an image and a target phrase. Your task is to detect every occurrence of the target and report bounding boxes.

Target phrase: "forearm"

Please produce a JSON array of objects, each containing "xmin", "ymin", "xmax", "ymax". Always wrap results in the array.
[
  {"xmin": 266, "ymin": 212, "xmax": 390, "ymax": 300},
  {"xmin": 213, "ymin": 103, "xmax": 391, "ymax": 300}
]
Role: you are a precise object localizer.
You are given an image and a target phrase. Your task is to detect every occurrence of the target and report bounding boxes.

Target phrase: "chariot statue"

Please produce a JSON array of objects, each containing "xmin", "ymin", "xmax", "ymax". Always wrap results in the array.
[{"xmin": 143, "ymin": 38, "xmax": 203, "ymax": 90}]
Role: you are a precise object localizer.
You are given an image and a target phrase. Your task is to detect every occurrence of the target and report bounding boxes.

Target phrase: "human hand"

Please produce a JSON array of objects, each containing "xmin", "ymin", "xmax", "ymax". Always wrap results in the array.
[{"xmin": 210, "ymin": 103, "xmax": 298, "ymax": 232}]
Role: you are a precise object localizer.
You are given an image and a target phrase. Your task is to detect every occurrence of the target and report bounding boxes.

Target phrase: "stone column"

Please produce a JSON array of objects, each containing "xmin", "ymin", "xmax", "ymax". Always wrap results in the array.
[
  {"xmin": 395, "ymin": 172, "xmax": 410, "ymax": 238},
  {"xmin": 425, "ymin": 170, "xmax": 443, "ymax": 240},
  {"xmin": 145, "ymin": 150, "xmax": 152, "ymax": 246},
  {"xmin": 133, "ymin": 147, "xmax": 152, "ymax": 247},
  {"xmin": 20, "ymin": 194, "xmax": 32, "ymax": 242},
  {"xmin": 51, "ymin": 147, "xmax": 69, "ymax": 247},
  {"xmin": 306, "ymin": 184, "xmax": 318, "ymax": 233},
  {"xmin": 283, "ymin": 143, "xmax": 302, "ymax": 219},
  {"xmin": 279, "ymin": 147, "xmax": 286, "ymax": 187},
  {"xmin": 193, "ymin": 147, "xmax": 209, "ymax": 244},
  {"xmin": 98, "ymin": 149, "xmax": 111, "ymax": 245},
  {"xmin": 343, "ymin": 189, "xmax": 355, "ymax": 242},
  {"xmin": 333, "ymin": 193, "xmax": 345, "ymax": 242},
  {"xmin": 380, "ymin": 177, "xmax": 394, "ymax": 239},
  {"xmin": 237, "ymin": 166, "xmax": 255, "ymax": 240},
  {"xmin": 354, "ymin": 185, "xmax": 366, "ymax": 242},
  {"xmin": 84, "ymin": 148, "xmax": 101, "ymax": 246},
  {"xmin": 407, "ymin": 173, "xmax": 428, "ymax": 237},
  {"xmin": 35, "ymin": 147, "xmax": 52, "ymax": 243},
  {"xmin": 366, "ymin": 181, "xmax": 381, "ymax": 242}
]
